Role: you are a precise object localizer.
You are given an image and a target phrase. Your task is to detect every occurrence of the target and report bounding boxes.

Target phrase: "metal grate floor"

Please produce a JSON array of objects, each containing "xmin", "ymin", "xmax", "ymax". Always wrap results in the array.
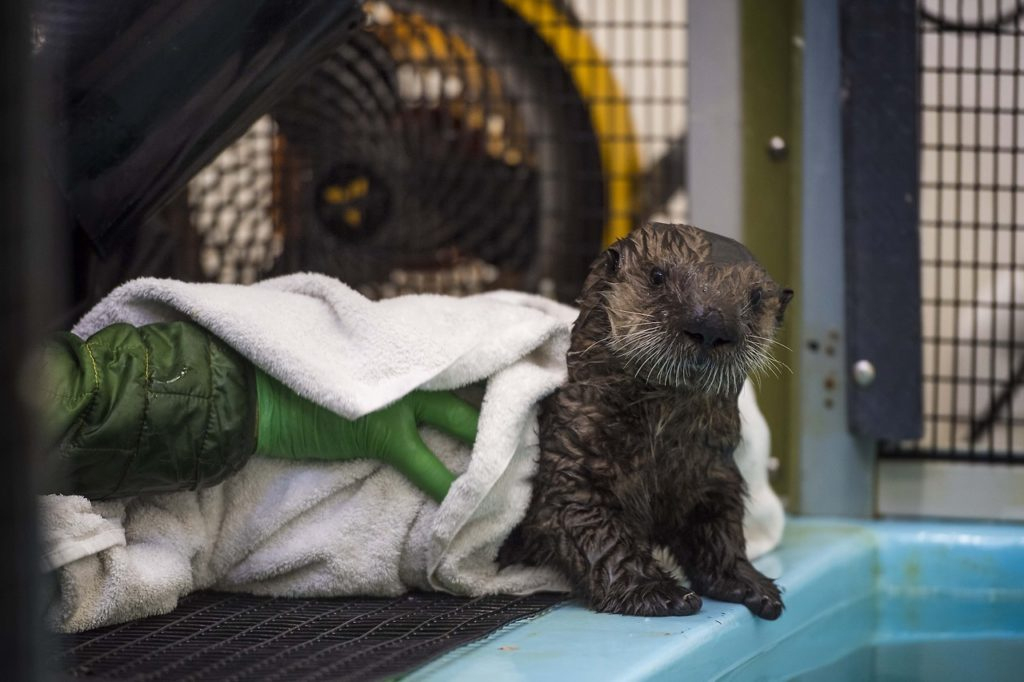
[{"xmin": 58, "ymin": 591, "xmax": 565, "ymax": 681}]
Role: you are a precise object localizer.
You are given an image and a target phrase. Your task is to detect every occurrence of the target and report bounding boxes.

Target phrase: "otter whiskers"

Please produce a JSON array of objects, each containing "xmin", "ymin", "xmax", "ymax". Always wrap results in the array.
[
  {"xmin": 744, "ymin": 335, "xmax": 793, "ymax": 377},
  {"xmin": 614, "ymin": 323, "xmax": 670, "ymax": 381}
]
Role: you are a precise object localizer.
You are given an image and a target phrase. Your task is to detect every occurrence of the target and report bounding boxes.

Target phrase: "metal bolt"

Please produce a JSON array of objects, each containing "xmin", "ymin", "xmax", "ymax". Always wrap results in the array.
[
  {"xmin": 852, "ymin": 359, "xmax": 876, "ymax": 387},
  {"xmin": 767, "ymin": 136, "xmax": 788, "ymax": 160}
]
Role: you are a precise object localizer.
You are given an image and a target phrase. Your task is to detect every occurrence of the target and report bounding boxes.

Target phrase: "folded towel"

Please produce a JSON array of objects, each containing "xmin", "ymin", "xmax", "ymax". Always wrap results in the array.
[{"xmin": 42, "ymin": 274, "xmax": 784, "ymax": 632}]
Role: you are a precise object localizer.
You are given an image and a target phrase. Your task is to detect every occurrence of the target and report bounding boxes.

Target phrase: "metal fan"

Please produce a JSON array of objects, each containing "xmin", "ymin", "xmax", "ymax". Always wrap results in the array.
[{"xmin": 188, "ymin": 0, "xmax": 641, "ymax": 301}]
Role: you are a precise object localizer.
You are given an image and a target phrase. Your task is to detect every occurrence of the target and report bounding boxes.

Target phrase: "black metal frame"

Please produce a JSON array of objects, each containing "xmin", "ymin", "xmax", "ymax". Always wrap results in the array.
[{"xmin": 840, "ymin": 0, "xmax": 923, "ymax": 440}]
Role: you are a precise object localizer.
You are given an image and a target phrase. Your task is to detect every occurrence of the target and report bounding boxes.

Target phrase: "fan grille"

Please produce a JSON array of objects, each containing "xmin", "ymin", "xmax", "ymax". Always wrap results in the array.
[{"xmin": 183, "ymin": 1, "xmax": 689, "ymax": 301}]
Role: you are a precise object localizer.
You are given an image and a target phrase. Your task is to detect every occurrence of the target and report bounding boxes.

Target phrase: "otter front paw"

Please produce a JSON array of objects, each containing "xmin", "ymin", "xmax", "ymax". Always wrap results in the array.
[
  {"xmin": 694, "ymin": 571, "xmax": 784, "ymax": 620},
  {"xmin": 592, "ymin": 580, "xmax": 702, "ymax": 617}
]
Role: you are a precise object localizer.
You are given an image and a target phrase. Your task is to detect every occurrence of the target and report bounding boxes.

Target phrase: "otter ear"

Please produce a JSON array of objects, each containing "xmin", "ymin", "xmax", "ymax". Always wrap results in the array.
[
  {"xmin": 606, "ymin": 247, "xmax": 621, "ymax": 274},
  {"xmin": 778, "ymin": 288, "xmax": 794, "ymax": 318}
]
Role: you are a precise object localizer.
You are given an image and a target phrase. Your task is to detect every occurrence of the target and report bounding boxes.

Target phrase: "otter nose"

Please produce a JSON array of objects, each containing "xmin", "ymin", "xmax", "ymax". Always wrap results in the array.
[{"xmin": 682, "ymin": 312, "xmax": 736, "ymax": 349}]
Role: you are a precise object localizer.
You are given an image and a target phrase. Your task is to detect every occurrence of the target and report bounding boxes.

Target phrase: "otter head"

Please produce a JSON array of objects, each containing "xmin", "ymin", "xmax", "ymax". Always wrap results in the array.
[{"xmin": 580, "ymin": 222, "xmax": 794, "ymax": 394}]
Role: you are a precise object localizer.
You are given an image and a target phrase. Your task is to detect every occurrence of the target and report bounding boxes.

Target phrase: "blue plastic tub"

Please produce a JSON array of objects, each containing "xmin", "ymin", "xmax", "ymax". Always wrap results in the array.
[{"xmin": 410, "ymin": 518, "xmax": 1024, "ymax": 681}]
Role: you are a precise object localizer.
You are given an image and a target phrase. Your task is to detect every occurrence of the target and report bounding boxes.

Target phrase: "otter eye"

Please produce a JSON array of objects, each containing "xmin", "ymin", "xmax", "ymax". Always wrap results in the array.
[
  {"xmin": 650, "ymin": 268, "xmax": 666, "ymax": 286},
  {"xmin": 750, "ymin": 288, "xmax": 763, "ymax": 306}
]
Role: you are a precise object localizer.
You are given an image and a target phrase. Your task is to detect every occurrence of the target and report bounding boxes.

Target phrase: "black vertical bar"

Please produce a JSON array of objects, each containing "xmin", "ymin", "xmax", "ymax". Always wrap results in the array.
[
  {"xmin": 841, "ymin": 0, "xmax": 923, "ymax": 439},
  {"xmin": 985, "ymin": 0, "xmax": 997, "ymax": 460},
  {"xmin": 1, "ymin": 0, "xmax": 48, "ymax": 679},
  {"xmin": 1009, "ymin": 5, "xmax": 1021, "ymax": 462}
]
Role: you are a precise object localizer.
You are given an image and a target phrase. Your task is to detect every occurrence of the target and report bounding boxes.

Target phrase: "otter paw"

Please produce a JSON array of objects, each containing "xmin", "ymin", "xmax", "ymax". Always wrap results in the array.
[
  {"xmin": 593, "ymin": 581, "xmax": 702, "ymax": 617},
  {"xmin": 744, "ymin": 592, "xmax": 784, "ymax": 620},
  {"xmin": 698, "ymin": 573, "xmax": 784, "ymax": 620}
]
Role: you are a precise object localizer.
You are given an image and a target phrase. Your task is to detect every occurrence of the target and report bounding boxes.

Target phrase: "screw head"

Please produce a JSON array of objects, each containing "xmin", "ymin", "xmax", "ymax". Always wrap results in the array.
[
  {"xmin": 767, "ymin": 135, "xmax": 788, "ymax": 160},
  {"xmin": 852, "ymin": 359, "xmax": 876, "ymax": 387}
]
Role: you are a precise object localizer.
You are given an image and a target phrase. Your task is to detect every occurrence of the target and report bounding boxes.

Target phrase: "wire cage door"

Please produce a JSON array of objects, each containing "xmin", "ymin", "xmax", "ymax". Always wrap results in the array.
[
  {"xmin": 855, "ymin": 0, "xmax": 1024, "ymax": 519},
  {"xmin": 880, "ymin": 0, "xmax": 1024, "ymax": 465}
]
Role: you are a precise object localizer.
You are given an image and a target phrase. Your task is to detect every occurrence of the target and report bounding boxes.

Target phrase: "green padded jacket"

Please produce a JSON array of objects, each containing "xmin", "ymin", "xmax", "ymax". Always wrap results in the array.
[{"xmin": 39, "ymin": 321, "xmax": 258, "ymax": 500}]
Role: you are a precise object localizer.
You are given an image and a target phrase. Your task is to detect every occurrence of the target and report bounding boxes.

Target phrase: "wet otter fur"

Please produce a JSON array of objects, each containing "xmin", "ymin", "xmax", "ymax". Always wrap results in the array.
[{"xmin": 499, "ymin": 222, "xmax": 793, "ymax": 619}]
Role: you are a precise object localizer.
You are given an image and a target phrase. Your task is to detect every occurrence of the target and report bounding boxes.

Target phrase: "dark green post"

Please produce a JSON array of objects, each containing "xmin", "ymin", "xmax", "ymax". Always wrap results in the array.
[{"xmin": 740, "ymin": 0, "xmax": 802, "ymax": 503}]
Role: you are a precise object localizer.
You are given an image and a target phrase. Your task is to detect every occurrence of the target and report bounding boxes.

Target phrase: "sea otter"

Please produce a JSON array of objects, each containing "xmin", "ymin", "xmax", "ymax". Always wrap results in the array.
[{"xmin": 500, "ymin": 222, "xmax": 793, "ymax": 619}]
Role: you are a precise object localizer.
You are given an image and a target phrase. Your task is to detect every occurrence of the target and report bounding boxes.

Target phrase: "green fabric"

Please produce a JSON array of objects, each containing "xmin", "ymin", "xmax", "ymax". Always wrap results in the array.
[
  {"xmin": 38, "ymin": 320, "xmax": 477, "ymax": 503},
  {"xmin": 254, "ymin": 369, "xmax": 476, "ymax": 502},
  {"xmin": 40, "ymin": 322, "xmax": 257, "ymax": 499}
]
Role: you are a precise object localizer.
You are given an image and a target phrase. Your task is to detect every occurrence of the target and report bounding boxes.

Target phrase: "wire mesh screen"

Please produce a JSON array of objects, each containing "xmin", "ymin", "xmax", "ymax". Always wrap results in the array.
[
  {"xmin": 882, "ymin": 1, "xmax": 1024, "ymax": 463},
  {"xmin": 181, "ymin": 0, "xmax": 688, "ymax": 301}
]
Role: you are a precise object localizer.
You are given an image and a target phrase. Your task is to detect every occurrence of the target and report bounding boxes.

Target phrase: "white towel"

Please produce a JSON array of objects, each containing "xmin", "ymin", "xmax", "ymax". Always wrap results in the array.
[{"xmin": 41, "ymin": 274, "xmax": 784, "ymax": 632}]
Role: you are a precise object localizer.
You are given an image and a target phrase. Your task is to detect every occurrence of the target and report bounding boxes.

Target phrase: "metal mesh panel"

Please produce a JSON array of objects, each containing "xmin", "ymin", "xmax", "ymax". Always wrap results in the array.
[
  {"xmin": 882, "ymin": 1, "xmax": 1024, "ymax": 462},
  {"xmin": 182, "ymin": 0, "xmax": 688, "ymax": 299},
  {"xmin": 59, "ymin": 591, "xmax": 565, "ymax": 681}
]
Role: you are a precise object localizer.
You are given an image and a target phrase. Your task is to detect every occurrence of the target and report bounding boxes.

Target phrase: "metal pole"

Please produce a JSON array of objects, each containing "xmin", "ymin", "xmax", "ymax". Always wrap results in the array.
[{"xmin": 798, "ymin": 0, "xmax": 875, "ymax": 516}]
